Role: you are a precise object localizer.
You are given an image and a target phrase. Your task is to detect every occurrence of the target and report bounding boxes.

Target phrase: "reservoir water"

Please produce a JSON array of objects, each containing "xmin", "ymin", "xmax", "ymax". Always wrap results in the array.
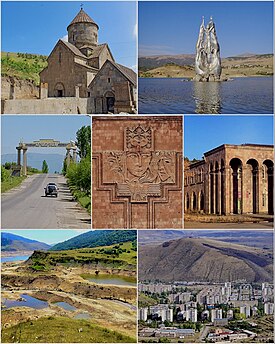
[
  {"xmin": 2, "ymin": 294, "xmax": 48, "ymax": 309},
  {"xmin": 138, "ymin": 77, "xmax": 273, "ymax": 114},
  {"xmin": 54, "ymin": 301, "xmax": 77, "ymax": 311},
  {"xmin": 82, "ymin": 274, "xmax": 137, "ymax": 287},
  {"xmin": 1, "ymin": 255, "xmax": 30, "ymax": 263}
]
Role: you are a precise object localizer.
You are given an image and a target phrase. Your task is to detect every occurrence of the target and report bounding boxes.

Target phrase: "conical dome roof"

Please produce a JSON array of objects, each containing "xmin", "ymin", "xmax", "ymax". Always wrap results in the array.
[{"xmin": 67, "ymin": 9, "xmax": 99, "ymax": 29}]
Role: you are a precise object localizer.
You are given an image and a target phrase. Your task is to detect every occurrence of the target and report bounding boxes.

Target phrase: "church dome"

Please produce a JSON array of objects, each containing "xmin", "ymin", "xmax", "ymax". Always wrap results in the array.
[
  {"xmin": 67, "ymin": 8, "xmax": 99, "ymax": 30},
  {"xmin": 67, "ymin": 8, "xmax": 99, "ymax": 49}
]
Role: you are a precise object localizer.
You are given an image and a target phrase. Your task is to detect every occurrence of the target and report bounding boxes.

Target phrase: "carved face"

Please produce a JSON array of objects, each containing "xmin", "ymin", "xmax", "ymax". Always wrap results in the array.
[
  {"xmin": 157, "ymin": 156, "xmax": 173, "ymax": 181},
  {"xmin": 126, "ymin": 152, "xmax": 151, "ymax": 178}
]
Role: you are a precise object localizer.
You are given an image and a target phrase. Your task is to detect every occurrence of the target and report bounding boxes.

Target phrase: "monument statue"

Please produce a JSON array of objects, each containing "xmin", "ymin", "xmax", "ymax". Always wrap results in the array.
[{"xmin": 195, "ymin": 16, "xmax": 222, "ymax": 81}]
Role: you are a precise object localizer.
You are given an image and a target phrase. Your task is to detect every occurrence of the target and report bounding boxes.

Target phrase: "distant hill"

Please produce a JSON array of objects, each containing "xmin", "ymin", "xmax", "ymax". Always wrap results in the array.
[
  {"xmin": 139, "ymin": 237, "xmax": 273, "ymax": 283},
  {"xmin": 1, "ymin": 232, "xmax": 50, "ymax": 252},
  {"xmin": 1, "ymin": 52, "xmax": 47, "ymax": 85},
  {"xmin": 2, "ymin": 153, "xmax": 65, "ymax": 174},
  {"xmin": 139, "ymin": 53, "xmax": 273, "ymax": 78},
  {"xmin": 50, "ymin": 230, "xmax": 137, "ymax": 251},
  {"xmin": 139, "ymin": 54, "xmax": 195, "ymax": 70},
  {"xmin": 138, "ymin": 230, "xmax": 273, "ymax": 249}
]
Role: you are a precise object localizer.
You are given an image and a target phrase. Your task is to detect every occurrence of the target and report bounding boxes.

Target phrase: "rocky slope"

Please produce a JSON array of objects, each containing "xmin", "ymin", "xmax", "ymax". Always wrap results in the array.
[{"xmin": 139, "ymin": 237, "xmax": 273, "ymax": 283}]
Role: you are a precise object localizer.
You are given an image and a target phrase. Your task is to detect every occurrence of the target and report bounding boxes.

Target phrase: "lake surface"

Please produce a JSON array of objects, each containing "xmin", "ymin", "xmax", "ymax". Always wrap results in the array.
[
  {"xmin": 1, "ymin": 255, "xmax": 30, "ymax": 263},
  {"xmin": 54, "ymin": 301, "xmax": 77, "ymax": 311},
  {"xmin": 2, "ymin": 294, "xmax": 48, "ymax": 309},
  {"xmin": 82, "ymin": 274, "xmax": 137, "ymax": 287},
  {"xmin": 138, "ymin": 77, "xmax": 273, "ymax": 114}
]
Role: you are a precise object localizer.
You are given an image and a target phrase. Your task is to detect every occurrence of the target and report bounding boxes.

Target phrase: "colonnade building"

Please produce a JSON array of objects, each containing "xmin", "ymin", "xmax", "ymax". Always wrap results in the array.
[{"xmin": 184, "ymin": 144, "xmax": 274, "ymax": 215}]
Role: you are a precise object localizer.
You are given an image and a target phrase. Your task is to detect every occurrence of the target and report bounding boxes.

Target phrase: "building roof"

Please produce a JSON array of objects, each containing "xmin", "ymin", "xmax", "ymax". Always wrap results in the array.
[
  {"xmin": 204, "ymin": 143, "xmax": 274, "ymax": 157},
  {"xmin": 86, "ymin": 43, "xmax": 114, "ymax": 61},
  {"xmin": 60, "ymin": 40, "xmax": 87, "ymax": 58},
  {"xmin": 104, "ymin": 60, "xmax": 137, "ymax": 86},
  {"xmin": 114, "ymin": 62, "xmax": 137, "ymax": 87},
  {"xmin": 67, "ymin": 9, "xmax": 99, "ymax": 29},
  {"xmin": 89, "ymin": 59, "xmax": 137, "ymax": 88}
]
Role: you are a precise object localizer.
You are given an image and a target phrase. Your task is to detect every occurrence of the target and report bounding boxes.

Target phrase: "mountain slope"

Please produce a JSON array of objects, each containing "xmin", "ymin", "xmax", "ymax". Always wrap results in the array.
[
  {"xmin": 50, "ymin": 230, "xmax": 137, "ymax": 251},
  {"xmin": 139, "ymin": 237, "xmax": 273, "ymax": 283},
  {"xmin": 1, "ymin": 232, "xmax": 50, "ymax": 252}
]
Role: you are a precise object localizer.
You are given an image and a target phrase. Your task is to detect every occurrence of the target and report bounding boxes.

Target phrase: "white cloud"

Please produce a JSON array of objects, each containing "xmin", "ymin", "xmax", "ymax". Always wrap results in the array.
[
  {"xmin": 138, "ymin": 44, "xmax": 178, "ymax": 57},
  {"xmin": 61, "ymin": 34, "xmax": 68, "ymax": 42},
  {"xmin": 133, "ymin": 23, "xmax": 137, "ymax": 38}
]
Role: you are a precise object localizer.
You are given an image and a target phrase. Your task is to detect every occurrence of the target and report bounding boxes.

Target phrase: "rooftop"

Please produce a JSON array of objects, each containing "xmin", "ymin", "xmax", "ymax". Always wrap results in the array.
[{"xmin": 67, "ymin": 8, "xmax": 99, "ymax": 30}]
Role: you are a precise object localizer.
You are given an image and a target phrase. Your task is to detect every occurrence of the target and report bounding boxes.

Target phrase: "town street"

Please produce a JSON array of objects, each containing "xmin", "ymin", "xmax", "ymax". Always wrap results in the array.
[{"xmin": 1, "ymin": 174, "xmax": 90, "ymax": 229}]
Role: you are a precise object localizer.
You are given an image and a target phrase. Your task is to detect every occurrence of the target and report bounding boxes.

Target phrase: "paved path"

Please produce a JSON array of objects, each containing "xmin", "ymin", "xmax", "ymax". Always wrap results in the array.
[
  {"xmin": 1, "ymin": 174, "xmax": 90, "ymax": 229},
  {"xmin": 184, "ymin": 221, "xmax": 273, "ymax": 229}
]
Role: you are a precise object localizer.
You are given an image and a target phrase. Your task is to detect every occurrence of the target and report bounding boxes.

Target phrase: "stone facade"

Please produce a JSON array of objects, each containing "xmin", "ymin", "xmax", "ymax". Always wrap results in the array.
[
  {"xmin": 92, "ymin": 117, "xmax": 183, "ymax": 229},
  {"xmin": 184, "ymin": 144, "xmax": 274, "ymax": 215}
]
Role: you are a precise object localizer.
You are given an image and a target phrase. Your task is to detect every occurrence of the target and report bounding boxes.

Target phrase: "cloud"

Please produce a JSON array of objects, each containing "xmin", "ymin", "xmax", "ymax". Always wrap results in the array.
[
  {"xmin": 133, "ymin": 23, "xmax": 137, "ymax": 38},
  {"xmin": 138, "ymin": 44, "xmax": 179, "ymax": 57},
  {"xmin": 131, "ymin": 64, "xmax": 137, "ymax": 72},
  {"xmin": 61, "ymin": 34, "xmax": 68, "ymax": 42}
]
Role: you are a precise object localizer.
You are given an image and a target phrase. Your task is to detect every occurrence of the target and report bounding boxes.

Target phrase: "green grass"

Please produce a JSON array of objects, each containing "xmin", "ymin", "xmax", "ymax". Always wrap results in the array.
[
  {"xmin": 1, "ymin": 52, "xmax": 47, "ymax": 85},
  {"xmin": 29, "ymin": 241, "xmax": 137, "ymax": 271},
  {"xmin": 1, "ymin": 174, "xmax": 26, "ymax": 193},
  {"xmin": 1, "ymin": 316, "xmax": 136, "ymax": 343}
]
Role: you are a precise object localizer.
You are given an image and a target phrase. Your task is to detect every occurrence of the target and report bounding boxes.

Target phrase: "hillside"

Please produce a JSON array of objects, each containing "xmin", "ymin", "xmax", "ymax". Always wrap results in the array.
[
  {"xmin": 50, "ymin": 230, "xmax": 137, "ymax": 251},
  {"xmin": 1, "ymin": 52, "xmax": 47, "ymax": 85},
  {"xmin": 139, "ymin": 53, "xmax": 273, "ymax": 78},
  {"xmin": 1, "ymin": 232, "xmax": 50, "ymax": 252},
  {"xmin": 27, "ymin": 241, "xmax": 137, "ymax": 271},
  {"xmin": 138, "ymin": 237, "xmax": 273, "ymax": 283},
  {"xmin": 138, "ymin": 230, "xmax": 273, "ymax": 249}
]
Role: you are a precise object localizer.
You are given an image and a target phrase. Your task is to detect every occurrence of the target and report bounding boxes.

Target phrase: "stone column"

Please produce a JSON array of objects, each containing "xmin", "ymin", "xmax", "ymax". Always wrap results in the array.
[
  {"xmin": 243, "ymin": 166, "xmax": 252, "ymax": 214},
  {"xmin": 16, "ymin": 147, "xmax": 21, "ymax": 166},
  {"xmin": 216, "ymin": 168, "xmax": 221, "ymax": 215},
  {"xmin": 224, "ymin": 166, "xmax": 231, "ymax": 215},
  {"xmin": 66, "ymin": 148, "xmax": 71, "ymax": 166},
  {"xmin": 204, "ymin": 164, "xmax": 210, "ymax": 214},
  {"xmin": 22, "ymin": 148, "xmax": 27, "ymax": 176}
]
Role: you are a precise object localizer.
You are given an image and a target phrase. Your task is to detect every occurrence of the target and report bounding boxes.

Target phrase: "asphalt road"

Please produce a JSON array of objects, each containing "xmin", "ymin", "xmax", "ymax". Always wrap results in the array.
[{"xmin": 1, "ymin": 174, "xmax": 90, "ymax": 229}]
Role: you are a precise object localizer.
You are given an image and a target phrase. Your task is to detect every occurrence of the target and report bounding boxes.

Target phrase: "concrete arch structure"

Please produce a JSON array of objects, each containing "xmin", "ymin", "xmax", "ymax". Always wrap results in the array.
[
  {"xmin": 15, "ymin": 139, "xmax": 77, "ymax": 176},
  {"xmin": 184, "ymin": 144, "xmax": 274, "ymax": 216}
]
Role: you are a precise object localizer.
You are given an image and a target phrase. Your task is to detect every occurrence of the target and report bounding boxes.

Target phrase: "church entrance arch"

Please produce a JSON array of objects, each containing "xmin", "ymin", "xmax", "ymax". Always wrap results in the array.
[
  {"xmin": 104, "ymin": 91, "xmax": 115, "ymax": 113},
  {"xmin": 15, "ymin": 139, "xmax": 77, "ymax": 176},
  {"xmin": 54, "ymin": 82, "xmax": 65, "ymax": 97}
]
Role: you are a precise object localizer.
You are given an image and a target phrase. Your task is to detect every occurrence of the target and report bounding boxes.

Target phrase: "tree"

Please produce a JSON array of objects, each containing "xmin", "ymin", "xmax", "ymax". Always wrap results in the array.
[
  {"xmin": 42, "ymin": 160, "xmax": 49, "ymax": 173},
  {"xmin": 76, "ymin": 125, "xmax": 91, "ymax": 159}
]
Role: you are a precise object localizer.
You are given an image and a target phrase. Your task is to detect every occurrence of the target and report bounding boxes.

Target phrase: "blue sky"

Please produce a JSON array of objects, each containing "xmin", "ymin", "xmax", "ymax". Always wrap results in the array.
[
  {"xmin": 2, "ymin": 229, "xmax": 90, "ymax": 245},
  {"xmin": 2, "ymin": 1, "xmax": 137, "ymax": 69},
  {"xmin": 184, "ymin": 115, "xmax": 274, "ymax": 160},
  {"xmin": 139, "ymin": 1, "xmax": 273, "ymax": 57},
  {"xmin": 1, "ymin": 115, "xmax": 90, "ymax": 155}
]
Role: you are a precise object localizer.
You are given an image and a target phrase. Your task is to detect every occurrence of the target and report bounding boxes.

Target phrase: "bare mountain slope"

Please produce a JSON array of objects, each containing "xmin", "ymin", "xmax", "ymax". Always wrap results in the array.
[{"xmin": 139, "ymin": 238, "xmax": 273, "ymax": 283}]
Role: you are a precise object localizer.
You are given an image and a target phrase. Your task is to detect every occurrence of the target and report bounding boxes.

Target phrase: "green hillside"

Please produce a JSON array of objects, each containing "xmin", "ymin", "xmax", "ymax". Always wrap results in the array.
[
  {"xmin": 50, "ymin": 230, "xmax": 137, "ymax": 251},
  {"xmin": 28, "ymin": 241, "xmax": 137, "ymax": 271},
  {"xmin": 1, "ymin": 52, "xmax": 47, "ymax": 85}
]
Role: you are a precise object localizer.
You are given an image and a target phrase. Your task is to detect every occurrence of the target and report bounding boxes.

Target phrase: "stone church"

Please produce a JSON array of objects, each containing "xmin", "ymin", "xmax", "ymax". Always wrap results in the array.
[
  {"xmin": 40, "ymin": 8, "xmax": 137, "ymax": 114},
  {"xmin": 2, "ymin": 8, "xmax": 137, "ymax": 114}
]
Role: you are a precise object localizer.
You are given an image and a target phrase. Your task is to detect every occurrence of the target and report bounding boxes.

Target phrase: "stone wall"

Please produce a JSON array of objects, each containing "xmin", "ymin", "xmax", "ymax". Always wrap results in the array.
[
  {"xmin": 92, "ymin": 116, "xmax": 183, "ymax": 229},
  {"xmin": 89, "ymin": 62, "xmax": 135, "ymax": 113},
  {"xmin": 40, "ymin": 43, "xmax": 89, "ymax": 98},
  {"xmin": 1, "ymin": 76, "xmax": 39, "ymax": 100},
  {"xmin": 2, "ymin": 97, "xmax": 89, "ymax": 114}
]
